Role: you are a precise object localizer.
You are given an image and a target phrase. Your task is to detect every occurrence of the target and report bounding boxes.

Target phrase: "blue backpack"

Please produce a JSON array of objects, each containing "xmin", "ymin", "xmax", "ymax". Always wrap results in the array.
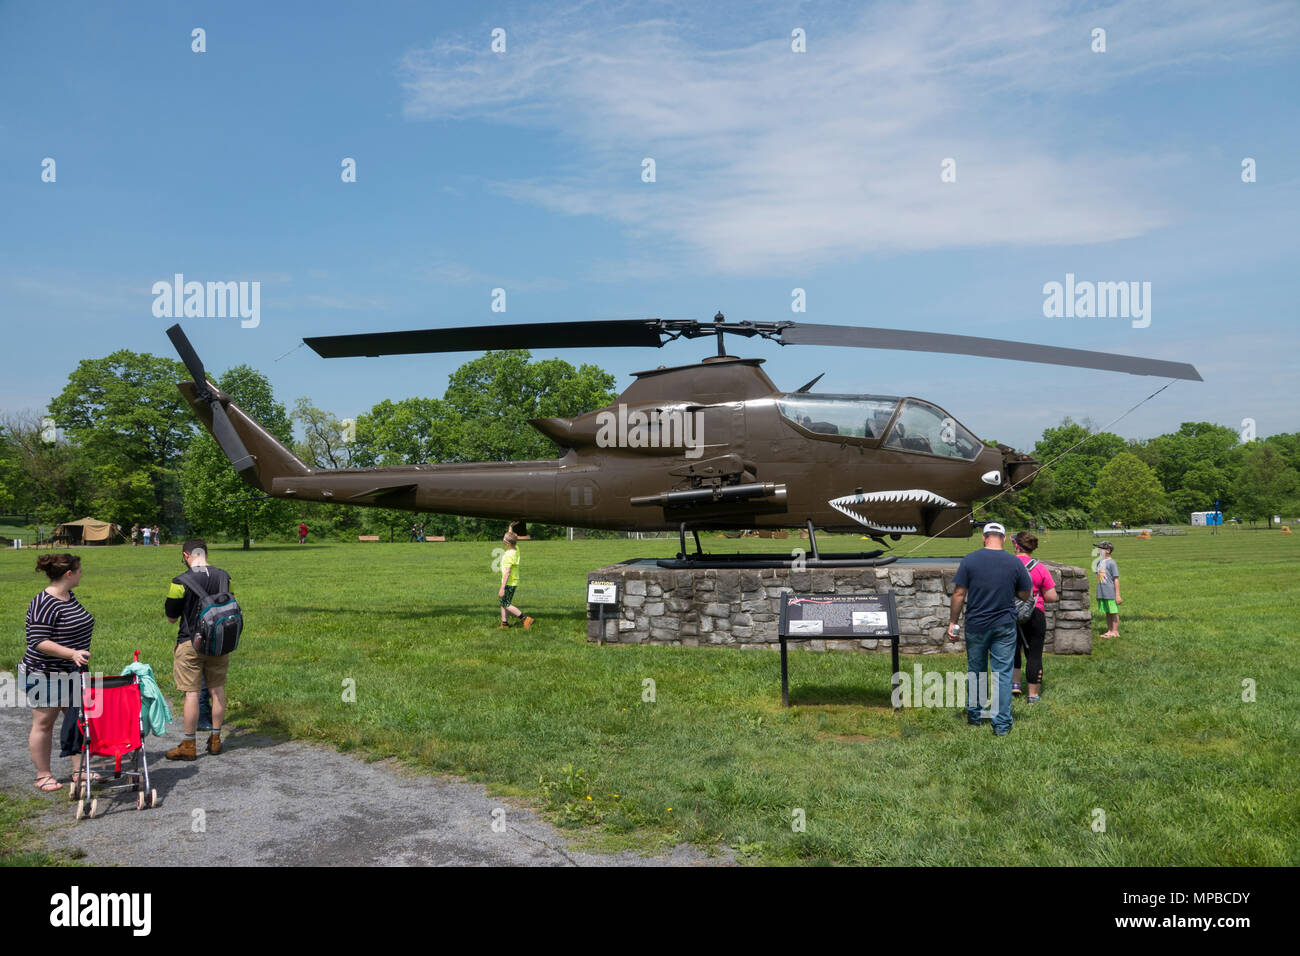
[{"xmin": 181, "ymin": 570, "xmax": 243, "ymax": 656}]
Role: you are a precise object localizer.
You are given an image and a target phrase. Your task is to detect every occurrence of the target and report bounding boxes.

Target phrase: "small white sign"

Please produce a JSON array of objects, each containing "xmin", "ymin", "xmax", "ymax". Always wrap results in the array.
[
  {"xmin": 852, "ymin": 611, "xmax": 888, "ymax": 628},
  {"xmin": 588, "ymin": 581, "xmax": 618, "ymax": 604},
  {"xmin": 788, "ymin": 619, "xmax": 823, "ymax": 635}
]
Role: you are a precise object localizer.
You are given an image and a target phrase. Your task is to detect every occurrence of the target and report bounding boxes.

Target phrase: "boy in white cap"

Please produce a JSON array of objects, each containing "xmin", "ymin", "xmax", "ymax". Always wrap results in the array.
[{"xmin": 1095, "ymin": 541, "xmax": 1121, "ymax": 638}]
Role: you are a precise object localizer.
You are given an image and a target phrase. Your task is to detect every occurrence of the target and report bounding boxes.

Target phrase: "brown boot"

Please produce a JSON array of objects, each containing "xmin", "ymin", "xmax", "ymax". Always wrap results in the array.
[
  {"xmin": 522, "ymin": 616, "xmax": 535, "ymax": 629},
  {"xmin": 166, "ymin": 738, "xmax": 197, "ymax": 761},
  {"xmin": 206, "ymin": 733, "xmax": 223, "ymax": 755}
]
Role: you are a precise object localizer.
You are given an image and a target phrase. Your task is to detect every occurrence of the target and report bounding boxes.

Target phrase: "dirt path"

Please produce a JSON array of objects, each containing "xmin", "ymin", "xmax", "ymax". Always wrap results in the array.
[{"xmin": 1, "ymin": 706, "xmax": 730, "ymax": 866}]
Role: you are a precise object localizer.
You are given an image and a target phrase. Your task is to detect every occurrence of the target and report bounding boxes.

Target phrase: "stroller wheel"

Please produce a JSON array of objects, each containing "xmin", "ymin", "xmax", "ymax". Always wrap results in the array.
[
  {"xmin": 136, "ymin": 792, "xmax": 146, "ymax": 811},
  {"xmin": 88, "ymin": 798, "xmax": 98, "ymax": 819},
  {"xmin": 74, "ymin": 801, "xmax": 84, "ymax": 821},
  {"xmin": 150, "ymin": 789, "xmax": 158, "ymax": 808}
]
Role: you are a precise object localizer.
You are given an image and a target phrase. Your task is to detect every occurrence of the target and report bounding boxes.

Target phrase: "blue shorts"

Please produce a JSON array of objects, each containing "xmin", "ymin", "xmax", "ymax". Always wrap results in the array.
[{"xmin": 18, "ymin": 667, "xmax": 80, "ymax": 709}]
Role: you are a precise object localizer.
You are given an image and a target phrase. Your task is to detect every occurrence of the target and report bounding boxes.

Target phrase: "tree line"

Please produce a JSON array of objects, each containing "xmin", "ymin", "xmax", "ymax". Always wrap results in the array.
[{"xmin": 2, "ymin": 349, "xmax": 1296, "ymax": 543}]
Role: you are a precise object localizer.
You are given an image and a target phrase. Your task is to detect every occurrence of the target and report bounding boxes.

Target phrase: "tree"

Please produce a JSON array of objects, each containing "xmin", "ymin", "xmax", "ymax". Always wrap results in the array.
[
  {"xmin": 1134, "ymin": 422, "xmax": 1240, "ymax": 508},
  {"xmin": 1090, "ymin": 452, "xmax": 1168, "ymax": 525},
  {"xmin": 1235, "ymin": 443, "xmax": 1298, "ymax": 526},
  {"xmin": 292, "ymin": 397, "xmax": 353, "ymax": 469},
  {"xmin": 1017, "ymin": 419, "xmax": 1127, "ymax": 515},
  {"xmin": 0, "ymin": 412, "xmax": 100, "ymax": 528},
  {"xmin": 440, "ymin": 350, "xmax": 617, "ymax": 462},
  {"xmin": 1167, "ymin": 459, "xmax": 1228, "ymax": 518},
  {"xmin": 48, "ymin": 351, "xmax": 196, "ymax": 530},
  {"xmin": 180, "ymin": 366, "xmax": 295, "ymax": 549}
]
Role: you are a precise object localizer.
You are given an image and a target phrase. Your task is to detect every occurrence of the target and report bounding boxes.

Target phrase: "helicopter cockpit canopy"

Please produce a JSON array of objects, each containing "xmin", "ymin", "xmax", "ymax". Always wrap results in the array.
[{"xmin": 775, "ymin": 394, "xmax": 983, "ymax": 461}]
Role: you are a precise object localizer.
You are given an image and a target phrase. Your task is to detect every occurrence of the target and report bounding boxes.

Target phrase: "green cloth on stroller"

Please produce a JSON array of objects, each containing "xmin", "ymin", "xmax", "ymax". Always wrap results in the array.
[{"xmin": 120, "ymin": 661, "xmax": 173, "ymax": 738}]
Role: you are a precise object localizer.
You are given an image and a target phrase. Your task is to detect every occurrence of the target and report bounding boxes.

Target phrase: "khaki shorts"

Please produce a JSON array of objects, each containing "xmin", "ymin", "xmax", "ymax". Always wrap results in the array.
[{"xmin": 173, "ymin": 640, "xmax": 229, "ymax": 693}]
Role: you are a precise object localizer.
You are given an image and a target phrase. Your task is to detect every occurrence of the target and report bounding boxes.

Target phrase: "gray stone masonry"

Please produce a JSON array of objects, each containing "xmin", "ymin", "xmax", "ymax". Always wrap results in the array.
[{"xmin": 587, "ymin": 561, "xmax": 1092, "ymax": 655}]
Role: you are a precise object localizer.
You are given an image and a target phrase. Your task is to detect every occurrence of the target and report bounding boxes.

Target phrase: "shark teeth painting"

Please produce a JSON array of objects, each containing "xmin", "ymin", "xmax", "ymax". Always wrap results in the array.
[{"xmin": 827, "ymin": 489, "xmax": 957, "ymax": 533}]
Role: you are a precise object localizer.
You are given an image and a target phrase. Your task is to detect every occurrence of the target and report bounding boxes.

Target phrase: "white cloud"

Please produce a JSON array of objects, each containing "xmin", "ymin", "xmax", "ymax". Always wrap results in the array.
[{"xmin": 399, "ymin": 0, "xmax": 1296, "ymax": 274}]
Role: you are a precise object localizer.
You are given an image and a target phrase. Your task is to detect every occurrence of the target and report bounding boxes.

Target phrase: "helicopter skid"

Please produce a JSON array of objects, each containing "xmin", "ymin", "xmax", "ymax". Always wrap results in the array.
[{"xmin": 657, "ymin": 551, "xmax": 897, "ymax": 570}]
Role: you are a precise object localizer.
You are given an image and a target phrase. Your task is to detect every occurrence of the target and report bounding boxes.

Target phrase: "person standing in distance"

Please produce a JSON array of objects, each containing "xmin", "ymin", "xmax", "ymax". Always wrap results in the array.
[
  {"xmin": 164, "ymin": 539, "xmax": 232, "ymax": 760},
  {"xmin": 947, "ymin": 523, "xmax": 1032, "ymax": 736}
]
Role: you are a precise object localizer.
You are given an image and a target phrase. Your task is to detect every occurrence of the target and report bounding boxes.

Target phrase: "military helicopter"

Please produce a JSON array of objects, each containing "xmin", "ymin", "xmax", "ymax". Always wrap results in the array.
[{"xmin": 166, "ymin": 316, "xmax": 1199, "ymax": 566}]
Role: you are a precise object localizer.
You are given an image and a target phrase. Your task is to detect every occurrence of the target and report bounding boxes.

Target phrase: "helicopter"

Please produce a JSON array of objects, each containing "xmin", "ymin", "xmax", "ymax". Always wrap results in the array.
[{"xmin": 165, "ymin": 315, "xmax": 1200, "ymax": 565}]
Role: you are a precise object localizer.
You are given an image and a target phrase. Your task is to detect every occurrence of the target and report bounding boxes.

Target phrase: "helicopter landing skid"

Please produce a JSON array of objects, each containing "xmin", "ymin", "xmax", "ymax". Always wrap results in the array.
[
  {"xmin": 663, "ymin": 520, "xmax": 896, "ymax": 569},
  {"xmin": 656, "ymin": 551, "xmax": 897, "ymax": 570}
]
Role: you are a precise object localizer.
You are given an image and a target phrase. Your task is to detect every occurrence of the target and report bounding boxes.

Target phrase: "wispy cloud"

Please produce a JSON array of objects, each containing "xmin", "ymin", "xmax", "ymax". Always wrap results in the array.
[{"xmin": 399, "ymin": 0, "xmax": 1296, "ymax": 274}]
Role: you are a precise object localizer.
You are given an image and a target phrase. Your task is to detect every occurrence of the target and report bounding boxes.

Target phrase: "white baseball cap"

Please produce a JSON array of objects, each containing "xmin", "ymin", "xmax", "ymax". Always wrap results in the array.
[{"xmin": 982, "ymin": 522, "xmax": 1007, "ymax": 537}]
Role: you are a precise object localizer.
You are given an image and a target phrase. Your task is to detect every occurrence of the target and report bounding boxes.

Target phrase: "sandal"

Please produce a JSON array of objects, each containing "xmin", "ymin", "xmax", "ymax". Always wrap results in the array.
[
  {"xmin": 34, "ymin": 775, "xmax": 62, "ymax": 792},
  {"xmin": 1027, "ymin": 694, "xmax": 1040, "ymax": 703},
  {"xmin": 1011, "ymin": 682, "xmax": 1022, "ymax": 695}
]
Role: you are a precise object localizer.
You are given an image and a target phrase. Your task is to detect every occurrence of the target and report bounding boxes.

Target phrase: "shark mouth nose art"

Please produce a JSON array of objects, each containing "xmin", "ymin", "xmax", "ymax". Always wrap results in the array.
[{"xmin": 828, "ymin": 489, "xmax": 957, "ymax": 534}]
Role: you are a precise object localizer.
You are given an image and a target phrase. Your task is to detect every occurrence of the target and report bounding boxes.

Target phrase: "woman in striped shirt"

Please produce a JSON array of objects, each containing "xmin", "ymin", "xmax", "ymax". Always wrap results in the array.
[{"xmin": 22, "ymin": 553, "xmax": 92, "ymax": 792}]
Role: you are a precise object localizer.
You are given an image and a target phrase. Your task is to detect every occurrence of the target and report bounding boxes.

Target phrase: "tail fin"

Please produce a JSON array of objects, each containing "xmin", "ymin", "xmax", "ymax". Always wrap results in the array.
[{"xmin": 178, "ymin": 381, "xmax": 312, "ymax": 493}]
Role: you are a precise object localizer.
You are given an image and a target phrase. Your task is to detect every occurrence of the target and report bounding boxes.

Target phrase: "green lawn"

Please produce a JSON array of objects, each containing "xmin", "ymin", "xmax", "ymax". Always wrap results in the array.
[{"xmin": 3, "ymin": 527, "xmax": 1296, "ymax": 865}]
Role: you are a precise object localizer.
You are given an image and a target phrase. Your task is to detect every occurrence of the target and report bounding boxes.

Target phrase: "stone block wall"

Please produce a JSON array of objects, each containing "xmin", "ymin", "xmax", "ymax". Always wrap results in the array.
[{"xmin": 586, "ymin": 561, "xmax": 1092, "ymax": 655}]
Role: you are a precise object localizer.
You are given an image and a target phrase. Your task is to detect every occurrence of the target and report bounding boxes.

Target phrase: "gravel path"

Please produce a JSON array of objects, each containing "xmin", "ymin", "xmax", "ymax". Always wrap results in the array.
[{"xmin": 1, "ymin": 705, "xmax": 730, "ymax": 866}]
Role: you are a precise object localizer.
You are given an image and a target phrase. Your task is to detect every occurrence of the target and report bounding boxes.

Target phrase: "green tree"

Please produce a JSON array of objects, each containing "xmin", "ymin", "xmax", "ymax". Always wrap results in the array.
[
  {"xmin": 1167, "ymin": 460, "xmax": 1228, "ymax": 518},
  {"xmin": 48, "ymin": 351, "xmax": 196, "ymax": 530},
  {"xmin": 440, "ymin": 350, "xmax": 617, "ymax": 462},
  {"xmin": 180, "ymin": 366, "xmax": 296, "ymax": 549},
  {"xmin": 1235, "ymin": 443, "xmax": 1298, "ymax": 526},
  {"xmin": 0, "ymin": 412, "xmax": 101, "ymax": 528},
  {"xmin": 291, "ymin": 396, "xmax": 354, "ymax": 469},
  {"xmin": 1017, "ymin": 419, "xmax": 1127, "ymax": 515},
  {"xmin": 1090, "ymin": 452, "xmax": 1168, "ymax": 525}
]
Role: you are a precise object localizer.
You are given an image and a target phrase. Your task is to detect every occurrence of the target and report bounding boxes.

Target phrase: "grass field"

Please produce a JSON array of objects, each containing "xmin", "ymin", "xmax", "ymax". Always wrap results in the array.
[{"xmin": 3, "ymin": 527, "xmax": 1297, "ymax": 865}]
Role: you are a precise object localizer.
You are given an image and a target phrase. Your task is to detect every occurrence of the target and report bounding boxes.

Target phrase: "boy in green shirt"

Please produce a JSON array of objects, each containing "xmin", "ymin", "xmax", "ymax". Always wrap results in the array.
[{"xmin": 498, "ymin": 530, "xmax": 534, "ymax": 629}]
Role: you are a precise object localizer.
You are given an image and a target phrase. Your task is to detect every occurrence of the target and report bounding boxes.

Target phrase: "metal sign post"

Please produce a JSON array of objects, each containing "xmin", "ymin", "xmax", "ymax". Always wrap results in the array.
[
  {"xmin": 777, "ymin": 591, "xmax": 901, "ymax": 708},
  {"xmin": 587, "ymin": 580, "xmax": 618, "ymax": 646}
]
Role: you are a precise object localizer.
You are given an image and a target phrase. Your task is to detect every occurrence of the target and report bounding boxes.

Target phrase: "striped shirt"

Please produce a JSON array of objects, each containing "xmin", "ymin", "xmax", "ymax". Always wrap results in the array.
[{"xmin": 23, "ymin": 590, "xmax": 94, "ymax": 673}]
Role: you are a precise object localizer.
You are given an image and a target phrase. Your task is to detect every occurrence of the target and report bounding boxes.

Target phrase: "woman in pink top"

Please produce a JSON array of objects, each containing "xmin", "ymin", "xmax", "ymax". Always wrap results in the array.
[{"xmin": 1011, "ymin": 531, "xmax": 1058, "ymax": 703}]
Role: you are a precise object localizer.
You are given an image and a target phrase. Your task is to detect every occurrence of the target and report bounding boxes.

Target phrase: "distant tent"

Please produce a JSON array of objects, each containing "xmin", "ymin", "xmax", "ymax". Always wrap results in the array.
[{"xmin": 53, "ymin": 517, "xmax": 117, "ymax": 546}]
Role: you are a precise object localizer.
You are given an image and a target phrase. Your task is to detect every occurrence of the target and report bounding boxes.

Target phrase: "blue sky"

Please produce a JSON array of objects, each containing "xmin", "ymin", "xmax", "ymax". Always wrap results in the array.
[{"xmin": 2, "ymin": 0, "xmax": 1297, "ymax": 453}]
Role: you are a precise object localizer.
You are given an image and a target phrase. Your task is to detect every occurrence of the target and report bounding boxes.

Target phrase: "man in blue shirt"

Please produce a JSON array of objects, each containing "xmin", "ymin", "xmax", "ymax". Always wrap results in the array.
[{"xmin": 948, "ymin": 523, "xmax": 1032, "ymax": 736}]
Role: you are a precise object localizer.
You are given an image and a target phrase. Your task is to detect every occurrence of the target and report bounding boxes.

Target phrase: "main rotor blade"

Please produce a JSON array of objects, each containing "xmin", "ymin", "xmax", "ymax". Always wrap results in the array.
[
  {"xmin": 781, "ymin": 324, "xmax": 1203, "ymax": 381},
  {"xmin": 304, "ymin": 320, "xmax": 668, "ymax": 358}
]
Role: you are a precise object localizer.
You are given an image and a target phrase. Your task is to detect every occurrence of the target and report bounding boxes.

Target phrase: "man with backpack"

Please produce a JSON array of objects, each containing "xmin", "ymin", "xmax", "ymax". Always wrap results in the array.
[{"xmin": 163, "ymin": 538, "xmax": 239, "ymax": 760}]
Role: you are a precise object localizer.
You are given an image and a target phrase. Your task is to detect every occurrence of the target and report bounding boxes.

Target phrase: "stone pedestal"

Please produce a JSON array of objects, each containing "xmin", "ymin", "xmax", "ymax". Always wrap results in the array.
[{"xmin": 586, "ymin": 560, "xmax": 1092, "ymax": 655}]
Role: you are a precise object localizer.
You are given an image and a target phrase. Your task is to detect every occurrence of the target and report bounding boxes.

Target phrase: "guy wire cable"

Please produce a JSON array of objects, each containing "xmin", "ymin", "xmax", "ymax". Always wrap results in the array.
[{"xmin": 905, "ymin": 378, "xmax": 1180, "ymax": 554}]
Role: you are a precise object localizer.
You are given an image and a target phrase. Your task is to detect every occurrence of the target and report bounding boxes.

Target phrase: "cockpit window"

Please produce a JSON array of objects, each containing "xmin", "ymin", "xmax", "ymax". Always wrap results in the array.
[
  {"xmin": 882, "ymin": 399, "xmax": 983, "ymax": 460},
  {"xmin": 776, "ymin": 394, "xmax": 900, "ymax": 439}
]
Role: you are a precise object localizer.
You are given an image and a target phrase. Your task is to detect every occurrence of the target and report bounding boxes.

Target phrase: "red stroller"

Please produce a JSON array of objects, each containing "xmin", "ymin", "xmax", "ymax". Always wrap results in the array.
[{"xmin": 72, "ymin": 652, "xmax": 158, "ymax": 819}]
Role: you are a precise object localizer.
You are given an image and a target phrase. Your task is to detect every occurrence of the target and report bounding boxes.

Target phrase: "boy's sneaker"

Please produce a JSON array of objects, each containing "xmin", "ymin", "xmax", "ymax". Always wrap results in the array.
[{"xmin": 522, "ymin": 616, "xmax": 535, "ymax": 629}]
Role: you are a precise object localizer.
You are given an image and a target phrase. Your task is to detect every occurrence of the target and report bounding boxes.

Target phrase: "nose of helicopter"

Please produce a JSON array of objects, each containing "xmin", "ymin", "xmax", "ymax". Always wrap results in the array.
[{"xmin": 1001, "ymin": 447, "xmax": 1041, "ymax": 490}]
